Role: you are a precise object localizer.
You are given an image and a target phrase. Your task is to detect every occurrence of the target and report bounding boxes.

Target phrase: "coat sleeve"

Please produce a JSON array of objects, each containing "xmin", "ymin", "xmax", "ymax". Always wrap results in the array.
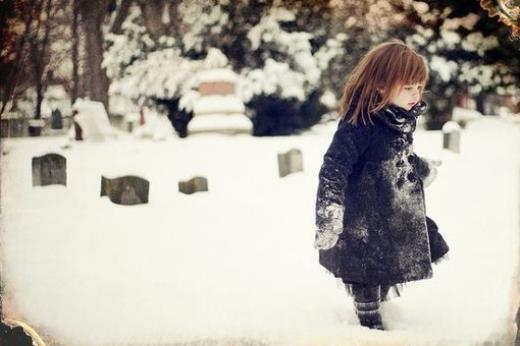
[
  {"xmin": 315, "ymin": 120, "xmax": 372, "ymax": 233},
  {"xmin": 412, "ymin": 154, "xmax": 431, "ymax": 180},
  {"xmin": 412, "ymin": 153, "xmax": 437, "ymax": 187}
]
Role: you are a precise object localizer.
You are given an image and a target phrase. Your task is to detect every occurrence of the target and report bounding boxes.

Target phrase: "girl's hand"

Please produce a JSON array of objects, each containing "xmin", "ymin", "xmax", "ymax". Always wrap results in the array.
[
  {"xmin": 423, "ymin": 166, "xmax": 438, "ymax": 188},
  {"xmin": 429, "ymin": 159, "xmax": 442, "ymax": 167},
  {"xmin": 423, "ymin": 158, "xmax": 441, "ymax": 188},
  {"xmin": 412, "ymin": 154, "xmax": 441, "ymax": 187}
]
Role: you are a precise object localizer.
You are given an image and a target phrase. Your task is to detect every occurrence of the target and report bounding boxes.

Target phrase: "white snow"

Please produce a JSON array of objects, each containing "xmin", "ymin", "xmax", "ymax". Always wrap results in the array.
[
  {"xmin": 188, "ymin": 114, "xmax": 252, "ymax": 134},
  {"xmin": 441, "ymin": 13, "xmax": 480, "ymax": 31},
  {"xmin": 461, "ymin": 32, "xmax": 499, "ymax": 55},
  {"xmin": 442, "ymin": 120, "xmax": 462, "ymax": 133},
  {"xmin": 440, "ymin": 30, "xmax": 461, "ymax": 48},
  {"xmin": 412, "ymin": 1, "xmax": 429, "ymax": 14},
  {"xmin": 71, "ymin": 99, "xmax": 120, "ymax": 141},
  {"xmin": 132, "ymin": 110, "xmax": 174, "ymax": 141},
  {"xmin": 193, "ymin": 95, "xmax": 245, "ymax": 115},
  {"xmin": 198, "ymin": 68, "xmax": 238, "ymax": 84},
  {"xmin": 451, "ymin": 107, "xmax": 483, "ymax": 124},
  {"xmin": 1, "ymin": 116, "xmax": 519, "ymax": 345},
  {"xmin": 241, "ymin": 6, "xmax": 322, "ymax": 102},
  {"xmin": 430, "ymin": 56, "xmax": 458, "ymax": 83},
  {"xmin": 238, "ymin": 60, "xmax": 308, "ymax": 102}
]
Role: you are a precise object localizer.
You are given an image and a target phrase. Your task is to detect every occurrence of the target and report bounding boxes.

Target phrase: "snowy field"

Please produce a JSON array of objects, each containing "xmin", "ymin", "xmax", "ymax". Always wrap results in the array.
[{"xmin": 1, "ymin": 116, "xmax": 519, "ymax": 346}]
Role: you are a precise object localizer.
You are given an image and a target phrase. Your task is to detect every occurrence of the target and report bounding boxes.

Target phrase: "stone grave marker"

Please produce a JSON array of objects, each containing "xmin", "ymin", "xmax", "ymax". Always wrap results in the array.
[
  {"xmin": 178, "ymin": 176, "xmax": 208, "ymax": 194},
  {"xmin": 278, "ymin": 148, "xmax": 303, "ymax": 178},
  {"xmin": 100, "ymin": 175, "xmax": 149, "ymax": 205},
  {"xmin": 32, "ymin": 153, "xmax": 67, "ymax": 186},
  {"xmin": 442, "ymin": 121, "xmax": 461, "ymax": 153},
  {"xmin": 51, "ymin": 108, "xmax": 63, "ymax": 129}
]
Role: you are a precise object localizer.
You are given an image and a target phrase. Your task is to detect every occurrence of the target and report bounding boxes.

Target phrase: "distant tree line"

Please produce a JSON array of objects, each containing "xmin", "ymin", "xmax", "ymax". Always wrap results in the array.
[{"xmin": 1, "ymin": 0, "xmax": 519, "ymax": 133}]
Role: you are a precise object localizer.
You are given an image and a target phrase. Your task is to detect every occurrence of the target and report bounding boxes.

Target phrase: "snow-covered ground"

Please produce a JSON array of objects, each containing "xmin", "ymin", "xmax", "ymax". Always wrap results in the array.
[{"xmin": 1, "ymin": 116, "xmax": 519, "ymax": 345}]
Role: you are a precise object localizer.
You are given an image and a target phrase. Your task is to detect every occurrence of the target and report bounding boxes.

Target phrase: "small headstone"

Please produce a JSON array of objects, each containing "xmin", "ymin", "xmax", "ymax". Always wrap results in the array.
[
  {"xmin": 127, "ymin": 120, "xmax": 134, "ymax": 133},
  {"xmin": 100, "ymin": 175, "xmax": 149, "ymax": 205},
  {"xmin": 442, "ymin": 121, "xmax": 461, "ymax": 153},
  {"xmin": 51, "ymin": 108, "xmax": 63, "ymax": 129},
  {"xmin": 278, "ymin": 148, "xmax": 303, "ymax": 178},
  {"xmin": 178, "ymin": 176, "xmax": 208, "ymax": 194},
  {"xmin": 32, "ymin": 153, "xmax": 67, "ymax": 186},
  {"xmin": 28, "ymin": 119, "xmax": 44, "ymax": 137}
]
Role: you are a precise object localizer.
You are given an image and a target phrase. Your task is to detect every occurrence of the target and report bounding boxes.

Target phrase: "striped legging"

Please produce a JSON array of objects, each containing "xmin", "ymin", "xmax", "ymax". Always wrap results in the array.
[{"xmin": 350, "ymin": 283, "xmax": 385, "ymax": 330}]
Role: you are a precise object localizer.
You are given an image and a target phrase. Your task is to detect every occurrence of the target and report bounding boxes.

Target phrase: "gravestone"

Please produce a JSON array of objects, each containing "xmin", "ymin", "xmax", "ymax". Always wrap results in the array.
[
  {"xmin": 100, "ymin": 175, "xmax": 149, "ymax": 205},
  {"xmin": 127, "ymin": 120, "xmax": 134, "ymax": 133},
  {"xmin": 28, "ymin": 119, "xmax": 44, "ymax": 137},
  {"xmin": 51, "ymin": 108, "xmax": 63, "ymax": 129},
  {"xmin": 188, "ymin": 67, "xmax": 251, "ymax": 135},
  {"xmin": 32, "ymin": 153, "xmax": 67, "ymax": 186},
  {"xmin": 442, "ymin": 121, "xmax": 461, "ymax": 153},
  {"xmin": 178, "ymin": 176, "xmax": 208, "ymax": 194},
  {"xmin": 278, "ymin": 148, "xmax": 303, "ymax": 178}
]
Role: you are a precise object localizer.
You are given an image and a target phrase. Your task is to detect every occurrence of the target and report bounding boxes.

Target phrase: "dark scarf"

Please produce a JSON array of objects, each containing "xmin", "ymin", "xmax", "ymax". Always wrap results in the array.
[
  {"xmin": 343, "ymin": 88, "xmax": 428, "ymax": 134},
  {"xmin": 375, "ymin": 101, "xmax": 428, "ymax": 134}
]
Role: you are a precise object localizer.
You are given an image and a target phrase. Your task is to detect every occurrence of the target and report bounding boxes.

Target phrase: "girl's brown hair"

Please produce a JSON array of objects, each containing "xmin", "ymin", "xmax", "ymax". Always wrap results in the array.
[{"xmin": 338, "ymin": 39, "xmax": 429, "ymax": 126}]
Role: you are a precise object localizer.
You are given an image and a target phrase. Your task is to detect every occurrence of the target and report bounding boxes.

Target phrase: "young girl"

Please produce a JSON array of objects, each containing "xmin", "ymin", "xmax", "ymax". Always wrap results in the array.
[{"xmin": 314, "ymin": 39, "xmax": 450, "ymax": 330}]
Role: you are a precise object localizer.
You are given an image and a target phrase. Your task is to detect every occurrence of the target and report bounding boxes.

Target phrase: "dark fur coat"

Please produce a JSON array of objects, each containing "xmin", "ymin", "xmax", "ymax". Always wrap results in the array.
[{"xmin": 315, "ymin": 98, "xmax": 449, "ymax": 286}]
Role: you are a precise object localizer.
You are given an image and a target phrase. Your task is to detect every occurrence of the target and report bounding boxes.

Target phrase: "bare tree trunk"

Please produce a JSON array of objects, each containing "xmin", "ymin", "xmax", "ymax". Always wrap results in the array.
[
  {"xmin": 110, "ymin": 0, "xmax": 133, "ymax": 34},
  {"xmin": 0, "ymin": 2, "xmax": 36, "ymax": 116},
  {"xmin": 71, "ymin": 0, "xmax": 80, "ymax": 104},
  {"xmin": 35, "ymin": 79, "xmax": 44, "ymax": 119},
  {"xmin": 30, "ymin": 0, "xmax": 52, "ymax": 120},
  {"xmin": 139, "ymin": 0, "xmax": 166, "ymax": 41},
  {"xmin": 167, "ymin": 0, "xmax": 183, "ymax": 38},
  {"xmin": 79, "ymin": 0, "xmax": 109, "ymax": 112}
]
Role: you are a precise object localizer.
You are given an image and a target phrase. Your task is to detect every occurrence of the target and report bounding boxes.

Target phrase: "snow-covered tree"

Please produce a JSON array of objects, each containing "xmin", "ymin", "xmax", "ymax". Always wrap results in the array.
[
  {"xmin": 104, "ymin": 5, "xmax": 236, "ymax": 136},
  {"xmin": 316, "ymin": 0, "xmax": 407, "ymax": 111},
  {"xmin": 235, "ymin": 5, "xmax": 331, "ymax": 135},
  {"xmin": 395, "ymin": 0, "xmax": 520, "ymax": 128},
  {"xmin": 104, "ymin": 1, "xmax": 333, "ymax": 136}
]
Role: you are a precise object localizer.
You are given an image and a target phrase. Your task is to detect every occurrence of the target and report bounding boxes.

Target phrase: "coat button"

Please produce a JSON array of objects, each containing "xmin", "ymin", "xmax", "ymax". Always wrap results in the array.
[
  {"xmin": 393, "ymin": 138, "xmax": 406, "ymax": 149},
  {"xmin": 407, "ymin": 155, "xmax": 415, "ymax": 163},
  {"xmin": 407, "ymin": 172, "xmax": 417, "ymax": 182},
  {"xmin": 396, "ymin": 159, "xmax": 405, "ymax": 167}
]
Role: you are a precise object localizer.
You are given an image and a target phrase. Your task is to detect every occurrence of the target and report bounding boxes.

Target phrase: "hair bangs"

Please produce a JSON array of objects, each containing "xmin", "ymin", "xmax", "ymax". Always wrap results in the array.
[{"xmin": 399, "ymin": 53, "xmax": 429, "ymax": 87}]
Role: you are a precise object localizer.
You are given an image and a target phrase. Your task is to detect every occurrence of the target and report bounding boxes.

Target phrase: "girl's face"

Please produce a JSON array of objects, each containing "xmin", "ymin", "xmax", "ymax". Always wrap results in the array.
[{"xmin": 389, "ymin": 83, "xmax": 424, "ymax": 111}]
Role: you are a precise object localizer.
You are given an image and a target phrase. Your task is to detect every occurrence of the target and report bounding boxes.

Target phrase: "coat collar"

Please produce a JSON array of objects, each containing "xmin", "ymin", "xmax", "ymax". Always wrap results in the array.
[{"xmin": 375, "ymin": 100, "xmax": 428, "ymax": 134}]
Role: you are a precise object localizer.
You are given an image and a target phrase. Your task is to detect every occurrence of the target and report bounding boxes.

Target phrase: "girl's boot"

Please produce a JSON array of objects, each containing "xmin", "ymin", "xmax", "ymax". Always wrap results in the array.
[{"xmin": 351, "ymin": 284, "xmax": 385, "ymax": 330}]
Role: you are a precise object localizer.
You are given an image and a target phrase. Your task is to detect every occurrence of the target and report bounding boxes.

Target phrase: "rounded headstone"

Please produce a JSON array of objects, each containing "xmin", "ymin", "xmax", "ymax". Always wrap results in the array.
[
  {"xmin": 32, "ymin": 153, "xmax": 67, "ymax": 186},
  {"xmin": 278, "ymin": 148, "xmax": 304, "ymax": 178},
  {"xmin": 100, "ymin": 175, "xmax": 149, "ymax": 205},
  {"xmin": 178, "ymin": 176, "xmax": 208, "ymax": 194},
  {"xmin": 442, "ymin": 121, "xmax": 461, "ymax": 153}
]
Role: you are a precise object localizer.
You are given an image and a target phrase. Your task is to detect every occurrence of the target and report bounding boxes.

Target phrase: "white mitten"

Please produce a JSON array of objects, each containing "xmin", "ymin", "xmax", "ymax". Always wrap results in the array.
[
  {"xmin": 423, "ymin": 159, "xmax": 441, "ymax": 188},
  {"xmin": 314, "ymin": 229, "xmax": 339, "ymax": 250},
  {"xmin": 423, "ymin": 166, "xmax": 437, "ymax": 187},
  {"xmin": 314, "ymin": 202, "xmax": 344, "ymax": 250}
]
